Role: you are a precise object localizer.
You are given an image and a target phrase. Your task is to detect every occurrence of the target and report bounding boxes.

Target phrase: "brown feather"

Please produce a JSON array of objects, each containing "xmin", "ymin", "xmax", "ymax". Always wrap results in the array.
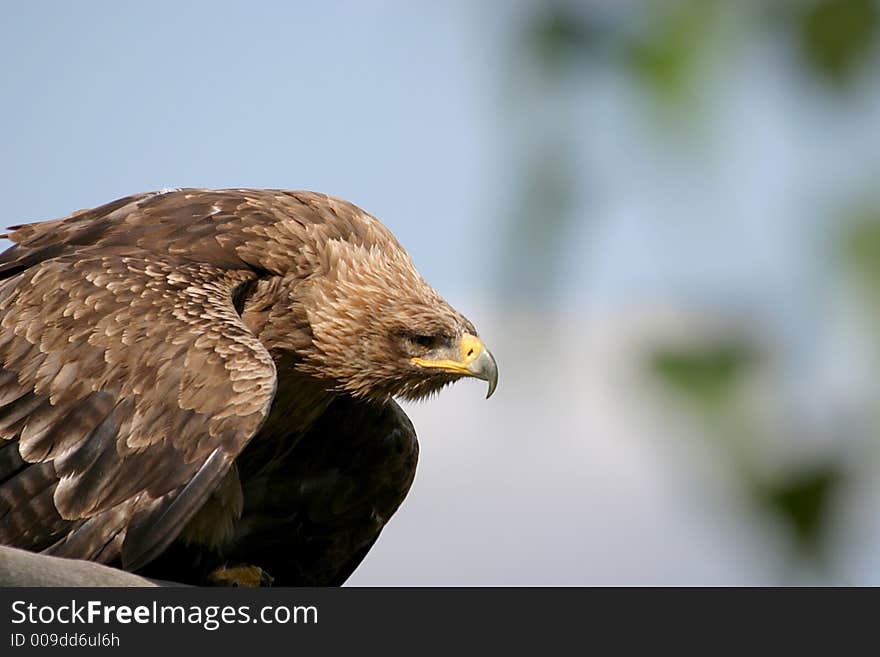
[{"xmin": 0, "ymin": 188, "xmax": 488, "ymax": 584}]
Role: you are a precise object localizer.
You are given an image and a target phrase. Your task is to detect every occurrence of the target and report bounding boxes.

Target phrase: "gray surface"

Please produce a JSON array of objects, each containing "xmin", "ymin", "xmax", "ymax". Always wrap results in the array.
[{"xmin": 0, "ymin": 545, "xmax": 157, "ymax": 587}]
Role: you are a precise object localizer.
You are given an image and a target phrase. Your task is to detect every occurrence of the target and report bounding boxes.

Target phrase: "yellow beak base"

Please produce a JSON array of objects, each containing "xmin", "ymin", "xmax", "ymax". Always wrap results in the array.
[{"xmin": 411, "ymin": 333, "xmax": 498, "ymax": 398}]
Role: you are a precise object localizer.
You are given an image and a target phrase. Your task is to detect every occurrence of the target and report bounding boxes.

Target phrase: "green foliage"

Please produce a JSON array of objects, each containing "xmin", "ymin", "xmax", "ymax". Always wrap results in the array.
[
  {"xmin": 648, "ymin": 341, "xmax": 753, "ymax": 407},
  {"xmin": 757, "ymin": 466, "xmax": 842, "ymax": 557},
  {"xmin": 842, "ymin": 205, "xmax": 880, "ymax": 293},
  {"xmin": 499, "ymin": 144, "xmax": 577, "ymax": 302},
  {"xmin": 525, "ymin": 6, "xmax": 600, "ymax": 75},
  {"xmin": 625, "ymin": 0, "xmax": 720, "ymax": 106},
  {"xmin": 504, "ymin": 0, "xmax": 879, "ymax": 580},
  {"xmin": 646, "ymin": 339, "xmax": 841, "ymax": 566},
  {"xmin": 798, "ymin": 0, "xmax": 879, "ymax": 87}
]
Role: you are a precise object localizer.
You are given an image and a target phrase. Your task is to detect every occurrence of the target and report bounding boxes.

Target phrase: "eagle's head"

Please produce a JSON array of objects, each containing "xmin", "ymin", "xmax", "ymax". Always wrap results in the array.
[{"xmin": 293, "ymin": 236, "xmax": 498, "ymax": 402}]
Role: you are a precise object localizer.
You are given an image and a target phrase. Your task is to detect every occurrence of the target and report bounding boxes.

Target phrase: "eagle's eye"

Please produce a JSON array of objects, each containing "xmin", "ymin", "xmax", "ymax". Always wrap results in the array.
[{"xmin": 410, "ymin": 334, "xmax": 439, "ymax": 349}]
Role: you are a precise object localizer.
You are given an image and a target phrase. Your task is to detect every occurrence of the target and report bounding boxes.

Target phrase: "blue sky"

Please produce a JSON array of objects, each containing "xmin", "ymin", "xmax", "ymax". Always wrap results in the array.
[
  {"xmin": 1, "ymin": 1, "xmax": 492, "ymax": 297},
  {"xmin": 5, "ymin": 0, "xmax": 879, "ymax": 323}
]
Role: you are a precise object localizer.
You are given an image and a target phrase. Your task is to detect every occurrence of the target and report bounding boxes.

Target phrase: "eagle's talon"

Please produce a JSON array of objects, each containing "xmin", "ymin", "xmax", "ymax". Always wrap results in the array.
[{"xmin": 206, "ymin": 565, "xmax": 274, "ymax": 587}]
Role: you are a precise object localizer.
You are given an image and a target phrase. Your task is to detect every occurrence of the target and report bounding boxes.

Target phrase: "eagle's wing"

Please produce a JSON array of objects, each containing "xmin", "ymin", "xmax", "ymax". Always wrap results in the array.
[
  {"xmin": 0, "ymin": 252, "xmax": 276, "ymax": 571},
  {"xmin": 223, "ymin": 396, "xmax": 419, "ymax": 585}
]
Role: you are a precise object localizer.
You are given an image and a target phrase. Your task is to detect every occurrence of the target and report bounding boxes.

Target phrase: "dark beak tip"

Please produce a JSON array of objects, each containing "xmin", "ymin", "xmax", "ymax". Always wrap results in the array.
[
  {"xmin": 481, "ymin": 349, "xmax": 498, "ymax": 400},
  {"xmin": 485, "ymin": 372, "xmax": 498, "ymax": 399}
]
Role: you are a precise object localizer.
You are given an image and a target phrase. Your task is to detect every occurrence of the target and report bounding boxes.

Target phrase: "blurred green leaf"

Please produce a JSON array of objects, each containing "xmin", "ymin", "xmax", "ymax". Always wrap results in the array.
[
  {"xmin": 648, "ymin": 341, "xmax": 753, "ymax": 407},
  {"xmin": 625, "ymin": 0, "xmax": 719, "ymax": 106},
  {"xmin": 498, "ymin": 142, "xmax": 577, "ymax": 301},
  {"xmin": 525, "ymin": 5, "xmax": 603, "ymax": 75},
  {"xmin": 798, "ymin": 0, "xmax": 879, "ymax": 87},
  {"xmin": 842, "ymin": 205, "xmax": 880, "ymax": 292},
  {"xmin": 758, "ymin": 466, "xmax": 842, "ymax": 557}
]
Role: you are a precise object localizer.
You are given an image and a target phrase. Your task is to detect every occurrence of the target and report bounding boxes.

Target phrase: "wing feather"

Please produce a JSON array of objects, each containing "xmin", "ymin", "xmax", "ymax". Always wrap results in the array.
[
  {"xmin": 0, "ymin": 249, "xmax": 276, "ymax": 570},
  {"xmin": 222, "ymin": 397, "xmax": 419, "ymax": 585}
]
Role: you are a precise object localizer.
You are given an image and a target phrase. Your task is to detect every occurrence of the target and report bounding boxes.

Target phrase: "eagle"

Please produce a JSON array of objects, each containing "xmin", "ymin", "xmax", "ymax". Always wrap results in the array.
[{"xmin": 0, "ymin": 189, "xmax": 497, "ymax": 586}]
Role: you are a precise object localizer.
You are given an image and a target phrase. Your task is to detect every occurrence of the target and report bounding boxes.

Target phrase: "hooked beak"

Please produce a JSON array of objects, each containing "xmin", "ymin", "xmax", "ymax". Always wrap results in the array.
[{"xmin": 411, "ymin": 333, "xmax": 499, "ymax": 398}]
